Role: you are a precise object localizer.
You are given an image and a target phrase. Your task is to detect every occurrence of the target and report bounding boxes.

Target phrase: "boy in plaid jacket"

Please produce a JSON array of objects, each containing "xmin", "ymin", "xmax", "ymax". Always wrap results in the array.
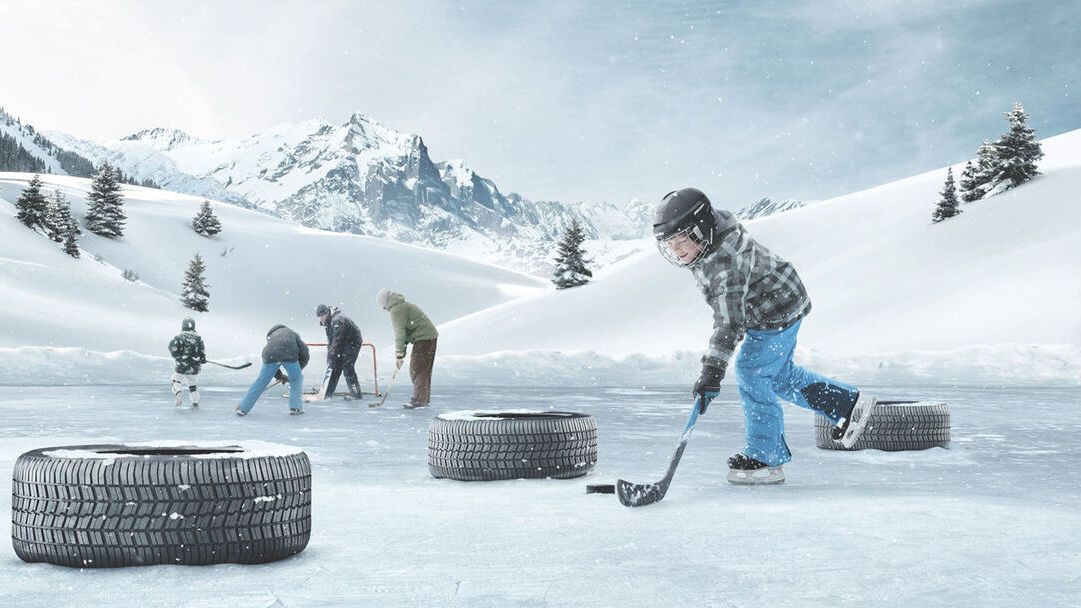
[{"xmin": 653, "ymin": 188, "xmax": 878, "ymax": 484}]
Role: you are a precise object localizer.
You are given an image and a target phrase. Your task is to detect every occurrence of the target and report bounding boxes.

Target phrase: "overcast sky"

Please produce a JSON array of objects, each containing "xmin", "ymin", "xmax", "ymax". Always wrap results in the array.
[{"xmin": 2, "ymin": 0, "xmax": 1079, "ymax": 206}]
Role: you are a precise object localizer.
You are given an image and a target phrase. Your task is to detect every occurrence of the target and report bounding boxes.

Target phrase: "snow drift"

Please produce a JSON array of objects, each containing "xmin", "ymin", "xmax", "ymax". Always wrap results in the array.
[
  {"xmin": 439, "ymin": 129, "xmax": 1081, "ymax": 365},
  {"xmin": 0, "ymin": 174, "xmax": 546, "ymax": 368}
]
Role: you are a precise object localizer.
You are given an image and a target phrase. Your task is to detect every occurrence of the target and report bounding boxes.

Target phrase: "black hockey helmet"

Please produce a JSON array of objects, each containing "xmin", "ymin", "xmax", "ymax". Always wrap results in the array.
[
  {"xmin": 181, "ymin": 318, "xmax": 196, "ymax": 331},
  {"xmin": 653, "ymin": 187, "xmax": 718, "ymax": 266}
]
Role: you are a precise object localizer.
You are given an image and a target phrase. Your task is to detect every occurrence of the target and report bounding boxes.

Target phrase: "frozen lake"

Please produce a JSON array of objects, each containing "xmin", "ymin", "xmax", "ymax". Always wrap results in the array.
[{"xmin": 1, "ymin": 383, "xmax": 1079, "ymax": 607}]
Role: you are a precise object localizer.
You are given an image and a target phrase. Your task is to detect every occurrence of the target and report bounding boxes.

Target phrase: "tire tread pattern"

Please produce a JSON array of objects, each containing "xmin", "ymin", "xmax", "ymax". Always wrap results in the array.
[
  {"xmin": 11, "ymin": 446, "xmax": 311, "ymax": 568},
  {"xmin": 814, "ymin": 401, "xmax": 951, "ymax": 451},
  {"xmin": 428, "ymin": 414, "xmax": 598, "ymax": 481}
]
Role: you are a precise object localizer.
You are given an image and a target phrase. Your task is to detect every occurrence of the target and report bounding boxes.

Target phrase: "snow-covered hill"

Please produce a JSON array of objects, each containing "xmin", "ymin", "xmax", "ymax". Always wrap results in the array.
[
  {"xmin": 45, "ymin": 114, "xmax": 650, "ymax": 275},
  {"xmin": 0, "ymin": 173, "xmax": 547, "ymax": 364},
  {"xmin": 0, "ymin": 108, "xmax": 95, "ymax": 177},
  {"xmin": 438, "ymin": 129, "xmax": 1081, "ymax": 374}
]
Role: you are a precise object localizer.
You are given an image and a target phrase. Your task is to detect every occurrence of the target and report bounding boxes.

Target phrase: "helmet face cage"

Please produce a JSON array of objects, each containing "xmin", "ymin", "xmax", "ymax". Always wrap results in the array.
[{"xmin": 657, "ymin": 222, "xmax": 711, "ymax": 267}]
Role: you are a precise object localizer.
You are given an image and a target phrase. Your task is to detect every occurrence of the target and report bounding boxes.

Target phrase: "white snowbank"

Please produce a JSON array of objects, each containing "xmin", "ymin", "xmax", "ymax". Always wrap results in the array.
[
  {"xmin": 0, "ymin": 172, "xmax": 546, "ymax": 358},
  {"xmin": 439, "ymin": 129, "xmax": 1081, "ymax": 358},
  {"xmin": 4, "ymin": 343, "xmax": 1077, "ymax": 387},
  {"xmin": 437, "ymin": 409, "xmax": 559, "ymax": 421},
  {"xmin": 435, "ymin": 343, "xmax": 1081, "ymax": 388},
  {"xmin": 41, "ymin": 440, "xmax": 304, "ymax": 460}
]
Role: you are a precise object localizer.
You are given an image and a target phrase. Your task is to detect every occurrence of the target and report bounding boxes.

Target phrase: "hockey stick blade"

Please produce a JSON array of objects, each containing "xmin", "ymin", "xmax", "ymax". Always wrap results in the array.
[
  {"xmin": 207, "ymin": 360, "xmax": 252, "ymax": 370},
  {"xmin": 586, "ymin": 484, "xmax": 615, "ymax": 494},
  {"xmin": 616, "ymin": 396, "xmax": 704, "ymax": 508}
]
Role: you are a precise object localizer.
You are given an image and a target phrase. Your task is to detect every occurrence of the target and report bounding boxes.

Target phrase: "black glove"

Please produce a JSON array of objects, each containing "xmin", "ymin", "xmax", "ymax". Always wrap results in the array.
[
  {"xmin": 274, "ymin": 369, "xmax": 289, "ymax": 384},
  {"xmin": 693, "ymin": 365, "xmax": 724, "ymax": 414}
]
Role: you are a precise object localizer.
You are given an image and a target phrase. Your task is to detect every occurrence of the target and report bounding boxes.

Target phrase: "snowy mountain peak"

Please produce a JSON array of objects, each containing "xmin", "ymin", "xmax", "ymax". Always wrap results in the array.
[
  {"xmin": 36, "ymin": 108, "xmax": 654, "ymax": 275},
  {"xmin": 734, "ymin": 197, "xmax": 811, "ymax": 220},
  {"xmin": 121, "ymin": 127, "xmax": 203, "ymax": 150}
]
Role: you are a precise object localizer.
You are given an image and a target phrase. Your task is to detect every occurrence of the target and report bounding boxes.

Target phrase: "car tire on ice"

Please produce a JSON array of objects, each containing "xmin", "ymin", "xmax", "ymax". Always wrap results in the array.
[
  {"xmin": 11, "ymin": 442, "xmax": 311, "ymax": 568},
  {"xmin": 428, "ymin": 411, "xmax": 598, "ymax": 481},
  {"xmin": 815, "ymin": 400, "xmax": 951, "ymax": 451}
]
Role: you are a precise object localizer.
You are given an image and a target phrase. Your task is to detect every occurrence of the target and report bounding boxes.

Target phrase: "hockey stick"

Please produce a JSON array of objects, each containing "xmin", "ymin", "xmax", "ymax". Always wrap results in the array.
[
  {"xmin": 235, "ymin": 377, "xmax": 284, "ymax": 416},
  {"xmin": 371, "ymin": 366, "xmax": 400, "ymax": 408},
  {"xmin": 616, "ymin": 395, "xmax": 708, "ymax": 507},
  {"xmin": 207, "ymin": 360, "xmax": 253, "ymax": 370},
  {"xmin": 303, "ymin": 366, "xmax": 335, "ymax": 402}
]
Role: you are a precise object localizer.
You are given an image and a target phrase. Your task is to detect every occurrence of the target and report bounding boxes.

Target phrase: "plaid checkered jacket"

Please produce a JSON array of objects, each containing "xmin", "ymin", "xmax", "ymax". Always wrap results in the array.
[{"xmin": 691, "ymin": 222, "xmax": 811, "ymax": 370}]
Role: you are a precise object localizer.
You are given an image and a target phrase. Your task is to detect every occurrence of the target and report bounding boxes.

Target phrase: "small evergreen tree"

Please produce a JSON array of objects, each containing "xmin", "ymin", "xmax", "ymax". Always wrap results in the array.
[
  {"xmin": 932, "ymin": 167, "xmax": 962, "ymax": 223},
  {"xmin": 958, "ymin": 161, "xmax": 981, "ymax": 203},
  {"xmin": 552, "ymin": 219, "xmax": 593, "ymax": 289},
  {"xmin": 180, "ymin": 253, "xmax": 210, "ymax": 312},
  {"xmin": 85, "ymin": 162, "xmax": 126, "ymax": 238},
  {"xmin": 191, "ymin": 200, "xmax": 222, "ymax": 236},
  {"xmin": 961, "ymin": 140, "xmax": 999, "ymax": 202},
  {"xmin": 62, "ymin": 216, "xmax": 81, "ymax": 259},
  {"xmin": 44, "ymin": 188, "xmax": 73, "ymax": 243},
  {"xmin": 15, "ymin": 174, "xmax": 48, "ymax": 230},
  {"xmin": 992, "ymin": 101, "xmax": 1043, "ymax": 189}
]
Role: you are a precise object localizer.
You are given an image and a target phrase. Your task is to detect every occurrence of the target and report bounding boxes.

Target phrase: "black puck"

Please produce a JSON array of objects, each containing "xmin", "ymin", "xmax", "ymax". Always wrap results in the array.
[{"xmin": 586, "ymin": 484, "xmax": 615, "ymax": 494}]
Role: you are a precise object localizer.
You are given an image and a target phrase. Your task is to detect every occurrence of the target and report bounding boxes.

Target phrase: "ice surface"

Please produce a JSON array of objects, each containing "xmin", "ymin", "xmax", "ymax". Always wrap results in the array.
[{"xmin": 1, "ymin": 383, "xmax": 1079, "ymax": 606}]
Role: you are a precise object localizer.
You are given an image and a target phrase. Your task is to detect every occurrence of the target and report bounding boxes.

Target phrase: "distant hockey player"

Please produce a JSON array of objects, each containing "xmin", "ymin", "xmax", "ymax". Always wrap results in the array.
[
  {"xmin": 235, "ymin": 325, "xmax": 310, "ymax": 416},
  {"xmin": 315, "ymin": 304, "xmax": 364, "ymax": 400},
  {"xmin": 376, "ymin": 289, "xmax": 438, "ymax": 408},
  {"xmin": 652, "ymin": 188, "xmax": 878, "ymax": 485},
  {"xmin": 167, "ymin": 318, "xmax": 206, "ymax": 408}
]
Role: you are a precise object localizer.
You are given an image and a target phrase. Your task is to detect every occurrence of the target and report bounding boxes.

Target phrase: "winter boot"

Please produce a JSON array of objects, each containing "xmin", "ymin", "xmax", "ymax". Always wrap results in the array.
[
  {"xmin": 289, "ymin": 408, "xmax": 305, "ymax": 416},
  {"xmin": 726, "ymin": 453, "xmax": 785, "ymax": 485},
  {"xmin": 832, "ymin": 393, "xmax": 878, "ymax": 448},
  {"xmin": 403, "ymin": 401, "xmax": 429, "ymax": 409},
  {"xmin": 346, "ymin": 379, "xmax": 363, "ymax": 400},
  {"xmin": 234, "ymin": 406, "xmax": 247, "ymax": 417}
]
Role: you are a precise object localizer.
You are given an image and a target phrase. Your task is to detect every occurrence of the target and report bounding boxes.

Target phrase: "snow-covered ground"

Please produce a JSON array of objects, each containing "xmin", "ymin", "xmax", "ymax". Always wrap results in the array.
[
  {"xmin": 439, "ymin": 129, "xmax": 1081, "ymax": 362},
  {"xmin": 0, "ymin": 173, "xmax": 546, "ymax": 361},
  {"xmin": 1, "ymin": 384, "xmax": 1079, "ymax": 606}
]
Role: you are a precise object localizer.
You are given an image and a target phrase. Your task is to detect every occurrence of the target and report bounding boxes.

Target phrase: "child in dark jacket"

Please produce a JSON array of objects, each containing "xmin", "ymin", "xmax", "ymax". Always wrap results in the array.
[{"xmin": 168, "ymin": 318, "xmax": 206, "ymax": 408}]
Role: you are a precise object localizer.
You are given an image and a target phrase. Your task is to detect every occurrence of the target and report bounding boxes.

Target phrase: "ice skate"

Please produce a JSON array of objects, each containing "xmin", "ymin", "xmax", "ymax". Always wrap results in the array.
[
  {"xmin": 726, "ymin": 453, "xmax": 785, "ymax": 485},
  {"xmin": 832, "ymin": 393, "xmax": 878, "ymax": 448}
]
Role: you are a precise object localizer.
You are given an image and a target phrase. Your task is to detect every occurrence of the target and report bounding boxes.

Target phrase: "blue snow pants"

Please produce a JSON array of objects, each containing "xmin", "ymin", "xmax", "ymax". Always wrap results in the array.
[
  {"xmin": 238, "ymin": 361, "xmax": 303, "ymax": 414},
  {"xmin": 734, "ymin": 319, "xmax": 859, "ymax": 466}
]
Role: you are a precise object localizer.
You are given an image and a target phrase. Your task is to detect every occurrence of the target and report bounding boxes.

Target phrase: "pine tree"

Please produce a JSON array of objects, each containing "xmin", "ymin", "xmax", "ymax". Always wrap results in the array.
[
  {"xmin": 180, "ymin": 253, "xmax": 210, "ymax": 312},
  {"xmin": 54, "ymin": 188, "xmax": 83, "ymax": 258},
  {"xmin": 960, "ymin": 140, "xmax": 998, "ymax": 203},
  {"xmin": 191, "ymin": 200, "xmax": 222, "ymax": 236},
  {"xmin": 552, "ymin": 218, "xmax": 593, "ymax": 289},
  {"xmin": 44, "ymin": 188, "xmax": 71, "ymax": 242},
  {"xmin": 85, "ymin": 162, "xmax": 126, "ymax": 238},
  {"xmin": 15, "ymin": 174, "xmax": 49, "ymax": 230},
  {"xmin": 992, "ymin": 102, "xmax": 1044, "ymax": 189},
  {"xmin": 959, "ymin": 160, "xmax": 987, "ymax": 204},
  {"xmin": 932, "ymin": 168, "xmax": 962, "ymax": 223},
  {"xmin": 62, "ymin": 216, "xmax": 81, "ymax": 259}
]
